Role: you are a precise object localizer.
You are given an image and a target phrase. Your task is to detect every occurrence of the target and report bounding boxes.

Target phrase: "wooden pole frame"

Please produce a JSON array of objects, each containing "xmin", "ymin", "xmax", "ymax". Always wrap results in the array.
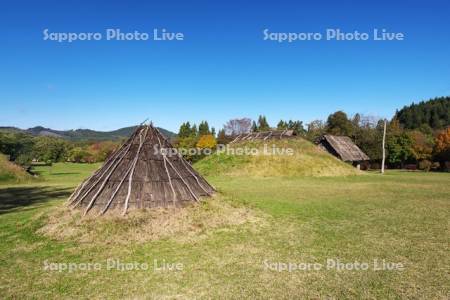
[
  {"xmin": 381, "ymin": 119, "xmax": 387, "ymax": 174},
  {"xmin": 122, "ymin": 126, "xmax": 148, "ymax": 215}
]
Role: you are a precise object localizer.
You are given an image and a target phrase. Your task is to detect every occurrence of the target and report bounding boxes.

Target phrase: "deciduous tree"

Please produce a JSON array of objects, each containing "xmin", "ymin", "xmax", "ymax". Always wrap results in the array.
[
  {"xmin": 326, "ymin": 111, "xmax": 353, "ymax": 136},
  {"xmin": 224, "ymin": 118, "xmax": 252, "ymax": 135},
  {"xmin": 386, "ymin": 133, "xmax": 414, "ymax": 167},
  {"xmin": 196, "ymin": 134, "xmax": 217, "ymax": 149},
  {"xmin": 434, "ymin": 127, "xmax": 450, "ymax": 163}
]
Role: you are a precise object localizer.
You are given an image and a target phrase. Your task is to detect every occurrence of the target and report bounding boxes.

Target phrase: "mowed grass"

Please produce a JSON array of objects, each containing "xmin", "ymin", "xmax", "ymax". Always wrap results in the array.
[{"xmin": 0, "ymin": 163, "xmax": 449, "ymax": 299}]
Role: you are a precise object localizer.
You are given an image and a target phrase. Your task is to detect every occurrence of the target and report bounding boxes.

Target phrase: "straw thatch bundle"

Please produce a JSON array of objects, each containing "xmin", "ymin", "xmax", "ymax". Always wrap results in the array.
[
  {"xmin": 68, "ymin": 124, "xmax": 214, "ymax": 215},
  {"xmin": 229, "ymin": 129, "xmax": 296, "ymax": 144}
]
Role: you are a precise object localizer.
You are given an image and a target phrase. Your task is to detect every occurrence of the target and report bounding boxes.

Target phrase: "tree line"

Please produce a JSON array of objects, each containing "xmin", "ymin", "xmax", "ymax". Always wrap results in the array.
[
  {"xmin": 0, "ymin": 132, "xmax": 120, "ymax": 166},
  {"xmin": 174, "ymin": 97, "xmax": 450, "ymax": 169},
  {"xmin": 395, "ymin": 96, "xmax": 450, "ymax": 130},
  {"xmin": 1, "ymin": 96, "xmax": 449, "ymax": 170}
]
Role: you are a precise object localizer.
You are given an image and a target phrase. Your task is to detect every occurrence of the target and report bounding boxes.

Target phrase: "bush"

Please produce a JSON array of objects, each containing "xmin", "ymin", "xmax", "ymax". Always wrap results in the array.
[
  {"xmin": 418, "ymin": 160, "xmax": 432, "ymax": 172},
  {"xmin": 68, "ymin": 147, "xmax": 91, "ymax": 163},
  {"xmin": 431, "ymin": 162, "xmax": 440, "ymax": 171}
]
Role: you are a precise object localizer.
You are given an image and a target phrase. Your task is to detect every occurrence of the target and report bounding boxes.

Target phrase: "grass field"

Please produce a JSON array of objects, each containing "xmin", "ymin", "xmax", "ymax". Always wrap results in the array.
[{"xmin": 0, "ymin": 163, "xmax": 449, "ymax": 299}]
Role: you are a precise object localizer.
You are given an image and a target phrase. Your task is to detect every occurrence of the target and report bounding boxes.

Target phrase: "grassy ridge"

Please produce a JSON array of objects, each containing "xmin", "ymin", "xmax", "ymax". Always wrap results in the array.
[
  {"xmin": 0, "ymin": 154, "xmax": 32, "ymax": 183},
  {"xmin": 195, "ymin": 138, "xmax": 360, "ymax": 177}
]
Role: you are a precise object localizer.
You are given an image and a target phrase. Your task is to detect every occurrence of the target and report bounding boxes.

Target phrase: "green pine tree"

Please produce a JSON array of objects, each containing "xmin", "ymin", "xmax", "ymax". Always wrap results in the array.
[
  {"xmin": 258, "ymin": 115, "xmax": 270, "ymax": 131},
  {"xmin": 251, "ymin": 121, "xmax": 258, "ymax": 132}
]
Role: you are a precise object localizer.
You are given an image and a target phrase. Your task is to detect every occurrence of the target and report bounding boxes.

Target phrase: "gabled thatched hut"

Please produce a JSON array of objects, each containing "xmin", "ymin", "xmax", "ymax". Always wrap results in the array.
[
  {"xmin": 68, "ymin": 124, "xmax": 215, "ymax": 216},
  {"xmin": 317, "ymin": 135, "xmax": 369, "ymax": 168},
  {"xmin": 230, "ymin": 129, "xmax": 296, "ymax": 144}
]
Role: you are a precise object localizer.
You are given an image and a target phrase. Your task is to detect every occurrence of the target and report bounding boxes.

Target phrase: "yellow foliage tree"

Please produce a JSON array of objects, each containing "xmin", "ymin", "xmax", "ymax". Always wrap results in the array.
[
  {"xmin": 435, "ymin": 127, "xmax": 450, "ymax": 158},
  {"xmin": 196, "ymin": 134, "xmax": 217, "ymax": 149}
]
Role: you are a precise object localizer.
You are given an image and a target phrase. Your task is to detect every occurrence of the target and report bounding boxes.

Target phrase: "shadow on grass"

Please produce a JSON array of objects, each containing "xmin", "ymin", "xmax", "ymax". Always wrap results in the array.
[
  {"xmin": 47, "ymin": 172, "xmax": 80, "ymax": 176},
  {"xmin": 0, "ymin": 186, "xmax": 72, "ymax": 215}
]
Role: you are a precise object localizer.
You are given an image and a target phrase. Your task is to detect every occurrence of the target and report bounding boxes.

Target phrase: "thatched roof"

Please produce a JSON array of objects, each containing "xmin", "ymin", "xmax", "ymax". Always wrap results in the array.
[
  {"xmin": 318, "ymin": 135, "xmax": 369, "ymax": 162},
  {"xmin": 230, "ymin": 129, "xmax": 296, "ymax": 144},
  {"xmin": 68, "ymin": 124, "xmax": 214, "ymax": 216}
]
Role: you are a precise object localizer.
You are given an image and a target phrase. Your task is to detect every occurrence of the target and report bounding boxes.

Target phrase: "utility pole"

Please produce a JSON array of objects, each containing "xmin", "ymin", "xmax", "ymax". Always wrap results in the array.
[{"xmin": 381, "ymin": 119, "xmax": 387, "ymax": 174}]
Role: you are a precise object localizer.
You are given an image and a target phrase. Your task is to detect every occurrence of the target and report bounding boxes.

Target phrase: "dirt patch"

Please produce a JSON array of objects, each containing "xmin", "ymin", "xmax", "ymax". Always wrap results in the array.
[{"xmin": 38, "ymin": 195, "xmax": 263, "ymax": 245}]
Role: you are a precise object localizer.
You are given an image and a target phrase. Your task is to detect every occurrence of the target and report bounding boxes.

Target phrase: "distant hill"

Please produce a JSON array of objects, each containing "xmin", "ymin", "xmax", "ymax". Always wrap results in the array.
[
  {"xmin": 395, "ymin": 96, "xmax": 450, "ymax": 130},
  {"xmin": 0, "ymin": 125, "xmax": 176, "ymax": 141}
]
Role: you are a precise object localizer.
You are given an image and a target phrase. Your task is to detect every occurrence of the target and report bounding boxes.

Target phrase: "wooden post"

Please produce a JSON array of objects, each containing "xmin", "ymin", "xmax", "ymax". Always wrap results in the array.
[{"xmin": 381, "ymin": 119, "xmax": 387, "ymax": 174}]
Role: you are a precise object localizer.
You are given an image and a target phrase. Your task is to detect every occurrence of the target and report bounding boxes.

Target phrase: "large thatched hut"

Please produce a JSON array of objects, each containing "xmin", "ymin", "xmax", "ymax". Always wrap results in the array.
[
  {"xmin": 68, "ymin": 124, "xmax": 215, "ymax": 216},
  {"xmin": 317, "ymin": 135, "xmax": 369, "ymax": 168}
]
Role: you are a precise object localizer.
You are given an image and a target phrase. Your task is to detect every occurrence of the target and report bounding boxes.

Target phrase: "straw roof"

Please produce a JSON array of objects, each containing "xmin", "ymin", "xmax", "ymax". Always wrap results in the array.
[
  {"xmin": 230, "ymin": 129, "xmax": 296, "ymax": 144},
  {"xmin": 68, "ymin": 124, "xmax": 214, "ymax": 215},
  {"xmin": 318, "ymin": 135, "xmax": 369, "ymax": 162}
]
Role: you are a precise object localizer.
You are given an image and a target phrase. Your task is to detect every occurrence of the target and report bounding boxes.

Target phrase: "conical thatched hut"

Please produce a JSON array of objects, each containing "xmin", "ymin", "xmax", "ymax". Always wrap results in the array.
[{"xmin": 68, "ymin": 124, "xmax": 215, "ymax": 215}]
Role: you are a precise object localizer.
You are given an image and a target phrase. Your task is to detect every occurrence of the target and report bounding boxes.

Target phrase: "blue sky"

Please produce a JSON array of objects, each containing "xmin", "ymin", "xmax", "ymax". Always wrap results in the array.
[{"xmin": 1, "ymin": 0, "xmax": 449, "ymax": 133}]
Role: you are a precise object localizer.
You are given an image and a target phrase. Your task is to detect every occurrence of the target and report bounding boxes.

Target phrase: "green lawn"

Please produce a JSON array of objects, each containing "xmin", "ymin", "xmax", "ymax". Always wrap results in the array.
[{"xmin": 0, "ymin": 163, "xmax": 449, "ymax": 299}]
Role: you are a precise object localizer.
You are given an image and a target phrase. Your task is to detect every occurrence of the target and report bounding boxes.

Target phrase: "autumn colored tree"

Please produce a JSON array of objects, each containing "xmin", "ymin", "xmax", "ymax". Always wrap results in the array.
[
  {"xmin": 407, "ymin": 130, "xmax": 434, "ymax": 161},
  {"xmin": 196, "ymin": 134, "xmax": 217, "ymax": 149},
  {"xmin": 388, "ymin": 118, "xmax": 403, "ymax": 136},
  {"xmin": 434, "ymin": 127, "xmax": 450, "ymax": 164},
  {"xmin": 87, "ymin": 141, "xmax": 118, "ymax": 162}
]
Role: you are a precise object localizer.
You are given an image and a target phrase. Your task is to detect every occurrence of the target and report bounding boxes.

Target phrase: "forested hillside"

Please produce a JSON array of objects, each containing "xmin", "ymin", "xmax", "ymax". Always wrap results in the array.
[
  {"xmin": 0, "ymin": 125, "xmax": 176, "ymax": 166},
  {"xmin": 0, "ymin": 126, "xmax": 176, "ymax": 141},
  {"xmin": 395, "ymin": 96, "xmax": 450, "ymax": 130}
]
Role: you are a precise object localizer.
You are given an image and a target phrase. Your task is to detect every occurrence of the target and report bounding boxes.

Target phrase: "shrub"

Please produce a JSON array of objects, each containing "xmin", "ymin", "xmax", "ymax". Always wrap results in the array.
[
  {"xmin": 431, "ymin": 162, "xmax": 440, "ymax": 171},
  {"xmin": 418, "ymin": 160, "xmax": 432, "ymax": 172}
]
